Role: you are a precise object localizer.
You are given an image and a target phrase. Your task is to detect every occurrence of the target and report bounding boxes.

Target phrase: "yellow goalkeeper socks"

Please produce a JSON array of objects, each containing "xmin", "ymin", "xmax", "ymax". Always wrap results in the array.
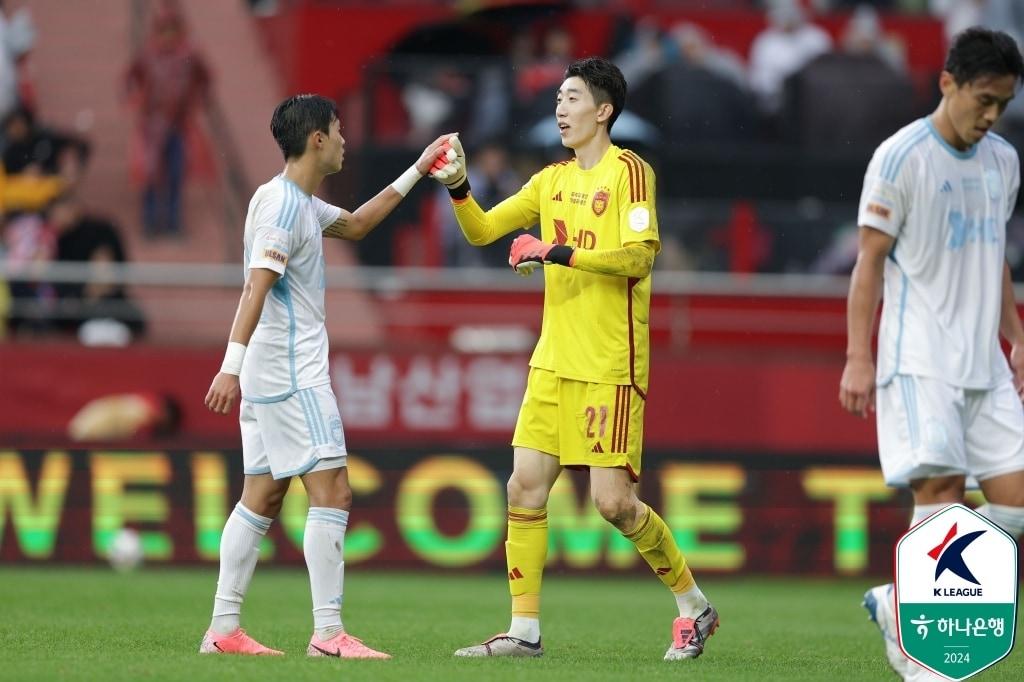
[
  {"xmin": 624, "ymin": 504, "xmax": 697, "ymax": 595},
  {"xmin": 506, "ymin": 505, "xmax": 547, "ymax": 620}
]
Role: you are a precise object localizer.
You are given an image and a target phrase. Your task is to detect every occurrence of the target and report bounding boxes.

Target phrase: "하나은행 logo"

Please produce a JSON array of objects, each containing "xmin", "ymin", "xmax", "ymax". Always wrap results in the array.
[{"xmin": 895, "ymin": 504, "xmax": 1017, "ymax": 681}]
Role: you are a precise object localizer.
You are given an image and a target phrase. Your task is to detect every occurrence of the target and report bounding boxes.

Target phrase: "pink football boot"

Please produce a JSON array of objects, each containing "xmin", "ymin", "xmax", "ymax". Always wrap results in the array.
[
  {"xmin": 307, "ymin": 631, "xmax": 391, "ymax": 659},
  {"xmin": 199, "ymin": 628, "xmax": 283, "ymax": 655}
]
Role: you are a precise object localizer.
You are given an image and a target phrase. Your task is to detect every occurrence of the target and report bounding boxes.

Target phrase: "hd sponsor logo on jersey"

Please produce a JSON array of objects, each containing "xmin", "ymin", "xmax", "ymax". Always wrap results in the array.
[
  {"xmin": 895, "ymin": 504, "xmax": 1017, "ymax": 680},
  {"xmin": 591, "ymin": 187, "xmax": 610, "ymax": 216}
]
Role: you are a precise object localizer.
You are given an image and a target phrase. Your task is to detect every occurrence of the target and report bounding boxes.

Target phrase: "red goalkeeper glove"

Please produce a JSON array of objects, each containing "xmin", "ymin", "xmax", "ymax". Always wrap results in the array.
[{"xmin": 508, "ymin": 234, "xmax": 575, "ymax": 276}]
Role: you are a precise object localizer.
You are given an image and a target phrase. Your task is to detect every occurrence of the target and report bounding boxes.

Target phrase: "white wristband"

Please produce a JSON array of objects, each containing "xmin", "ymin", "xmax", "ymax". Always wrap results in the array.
[
  {"xmin": 221, "ymin": 342, "xmax": 246, "ymax": 376},
  {"xmin": 390, "ymin": 164, "xmax": 423, "ymax": 197}
]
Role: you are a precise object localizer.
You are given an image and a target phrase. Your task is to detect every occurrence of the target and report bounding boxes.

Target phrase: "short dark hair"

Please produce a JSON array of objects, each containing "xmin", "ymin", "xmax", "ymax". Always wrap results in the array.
[
  {"xmin": 945, "ymin": 27, "xmax": 1024, "ymax": 86},
  {"xmin": 270, "ymin": 94, "xmax": 338, "ymax": 160},
  {"xmin": 564, "ymin": 57, "xmax": 627, "ymax": 134}
]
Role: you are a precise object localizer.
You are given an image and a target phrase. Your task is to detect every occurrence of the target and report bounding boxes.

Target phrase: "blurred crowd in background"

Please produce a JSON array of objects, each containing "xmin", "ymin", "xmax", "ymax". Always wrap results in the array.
[
  {"xmin": 348, "ymin": 0, "xmax": 1024, "ymax": 273},
  {"xmin": 2, "ymin": 0, "xmax": 1024, "ymax": 346},
  {"xmin": 1, "ymin": 0, "xmax": 210, "ymax": 342}
]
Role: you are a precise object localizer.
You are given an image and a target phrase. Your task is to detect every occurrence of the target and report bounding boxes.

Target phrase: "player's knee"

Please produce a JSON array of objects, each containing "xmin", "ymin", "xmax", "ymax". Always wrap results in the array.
[
  {"xmin": 307, "ymin": 485, "xmax": 352, "ymax": 510},
  {"xmin": 592, "ymin": 493, "xmax": 634, "ymax": 529},
  {"xmin": 912, "ymin": 476, "xmax": 965, "ymax": 502},
  {"xmin": 506, "ymin": 473, "xmax": 546, "ymax": 508},
  {"xmin": 241, "ymin": 489, "xmax": 285, "ymax": 519},
  {"xmin": 262, "ymin": 494, "xmax": 285, "ymax": 519}
]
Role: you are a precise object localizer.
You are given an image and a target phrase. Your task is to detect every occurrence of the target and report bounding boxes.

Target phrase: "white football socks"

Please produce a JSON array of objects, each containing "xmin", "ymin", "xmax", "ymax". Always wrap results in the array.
[
  {"xmin": 210, "ymin": 503, "xmax": 272, "ymax": 635},
  {"xmin": 305, "ymin": 507, "xmax": 349, "ymax": 641},
  {"xmin": 910, "ymin": 503, "xmax": 948, "ymax": 527},
  {"xmin": 975, "ymin": 503, "xmax": 1024, "ymax": 538},
  {"xmin": 507, "ymin": 616, "xmax": 540, "ymax": 644},
  {"xmin": 674, "ymin": 584, "xmax": 710, "ymax": 619}
]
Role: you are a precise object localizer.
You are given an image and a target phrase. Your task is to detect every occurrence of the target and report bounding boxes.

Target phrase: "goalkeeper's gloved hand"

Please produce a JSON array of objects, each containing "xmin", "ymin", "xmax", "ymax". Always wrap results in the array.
[
  {"xmin": 508, "ymin": 233, "xmax": 575, "ymax": 276},
  {"xmin": 429, "ymin": 134, "xmax": 469, "ymax": 195}
]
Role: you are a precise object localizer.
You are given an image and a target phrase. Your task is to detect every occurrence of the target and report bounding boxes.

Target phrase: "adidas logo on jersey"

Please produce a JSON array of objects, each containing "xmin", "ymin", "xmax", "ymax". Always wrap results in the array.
[
  {"xmin": 591, "ymin": 442, "xmax": 604, "ymax": 453},
  {"xmin": 551, "ymin": 191, "xmax": 563, "ymax": 202},
  {"xmin": 940, "ymin": 180, "xmax": 953, "ymax": 194}
]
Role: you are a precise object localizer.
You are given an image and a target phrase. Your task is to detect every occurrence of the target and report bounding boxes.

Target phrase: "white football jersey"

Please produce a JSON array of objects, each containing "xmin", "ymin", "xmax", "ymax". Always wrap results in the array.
[
  {"xmin": 240, "ymin": 175, "xmax": 341, "ymax": 402},
  {"xmin": 858, "ymin": 118, "xmax": 1020, "ymax": 389}
]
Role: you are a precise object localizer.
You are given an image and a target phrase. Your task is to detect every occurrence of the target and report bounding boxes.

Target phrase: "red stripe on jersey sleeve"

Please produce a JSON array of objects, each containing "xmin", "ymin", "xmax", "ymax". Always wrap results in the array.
[
  {"xmin": 618, "ymin": 153, "xmax": 639, "ymax": 202},
  {"xmin": 622, "ymin": 151, "xmax": 647, "ymax": 202}
]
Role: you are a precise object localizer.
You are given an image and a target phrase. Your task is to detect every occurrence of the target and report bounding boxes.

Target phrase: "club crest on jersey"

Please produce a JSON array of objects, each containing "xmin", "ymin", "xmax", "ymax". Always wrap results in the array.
[{"xmin": 592, "ymin": 187, "xmax": 610, "ymax": 216}]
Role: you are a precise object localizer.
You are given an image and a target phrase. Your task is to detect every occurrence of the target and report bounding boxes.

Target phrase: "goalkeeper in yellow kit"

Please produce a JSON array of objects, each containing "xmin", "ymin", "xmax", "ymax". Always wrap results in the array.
[{"xmin": 429, "ymin": 56, "xmax": 719, "ymax": 661}]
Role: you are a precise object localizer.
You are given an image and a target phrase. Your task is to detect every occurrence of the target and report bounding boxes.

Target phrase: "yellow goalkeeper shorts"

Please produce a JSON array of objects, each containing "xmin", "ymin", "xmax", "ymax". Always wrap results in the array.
[{"xmin": 512, "ymin": 367, "xmax": 645, "ymax": 479}]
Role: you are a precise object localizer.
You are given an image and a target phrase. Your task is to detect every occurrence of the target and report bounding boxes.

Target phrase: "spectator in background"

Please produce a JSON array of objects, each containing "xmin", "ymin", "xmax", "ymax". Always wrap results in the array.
[
  {"xmin": 654, "ymin": 22, "xmax": 754, "ymax": 144},
  {"xmin": 613, "ymin": 16, "xmax": 671, "ymax": 91},
  {"xmin": 782, "ymin": 5, "xmax": 915, "ymax": 149},
  {"xmin": 516, "ymin": 26, "xmax": 574, "ymax": 124},
  {"xmin": 930, "ymin": 0, "xmax": 985, "ymax": 45},
  {"xmin": 125, "ymin": 1, "xmax": 210, "ymax": 238},
  {"xmin": 0, "ymin": 2, "xmax": 34, "ymax": 123},
  {"xmin": 400, "ymin": 65, "xmax": 473, "ymax": 145},
  {"xmin": 47, "ymin": 192, "xmax": 146, "ymax": 342},
  {"xmin": 2, "ymin": 209, "xmax": 55, "ymax": 334},
  {"xmin": 435, "ymin": 140, "xmax": 522, "ymax": 267},
  {"xmin": 840, "ymin": 4, "xmax": 906, "ymax": 72},
  {"xmin": 749, "ymin": 0, "xmax": 831, "ymax": 116},
  {"xmin": 669, "ymin": 22, "xmax": 749, "ymax": 91},
  {"xmin": 2, "ymin": 107, "xmax": 90, "ymax": 186}
]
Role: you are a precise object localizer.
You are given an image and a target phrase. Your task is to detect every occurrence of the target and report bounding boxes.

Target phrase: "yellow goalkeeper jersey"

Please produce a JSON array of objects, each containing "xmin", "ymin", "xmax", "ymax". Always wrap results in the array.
[{"xmin": 454, "ymin": 143, "xmax": 660, "ymax": 393}]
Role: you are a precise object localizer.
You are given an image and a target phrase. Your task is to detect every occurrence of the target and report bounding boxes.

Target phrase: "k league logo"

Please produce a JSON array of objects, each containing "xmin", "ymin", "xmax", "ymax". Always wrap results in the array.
[{"xmin": 895, "ymin": 504, "xmax": 1018, "ymax": 681}]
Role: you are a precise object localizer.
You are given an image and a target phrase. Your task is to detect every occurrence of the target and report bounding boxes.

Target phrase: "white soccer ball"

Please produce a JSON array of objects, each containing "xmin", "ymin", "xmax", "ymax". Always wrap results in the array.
[{"xmin": 106, "ymin": 528, "xmax": 143, "ymax": 572}]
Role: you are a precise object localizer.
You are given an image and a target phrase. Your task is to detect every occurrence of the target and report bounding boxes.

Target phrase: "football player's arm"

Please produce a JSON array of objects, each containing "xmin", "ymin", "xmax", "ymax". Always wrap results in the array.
[
  {"xmin": 839, "ymin": 226, "xmax": 893, "ymax": 418},
  {"xmin": 321, "ymin": 133, "xmax": 454, "ymax": 240},
  {"xmin": 206, "ymin": 267, "xmax": 279, "ymax": 415},
  {"xmin": 840, "ymin": 144, "xmax": 910, "ymax": 418},
  {"xmin": 433, "ymin": 135, "xmax": 539, "ymax": 245},
  {"xmin": 452, "ymin": 192, "xmax": 537, "ymax": 246},
  {"xmin": 571, "ymin": 241, "xmax": 656, "ymax": 277}
]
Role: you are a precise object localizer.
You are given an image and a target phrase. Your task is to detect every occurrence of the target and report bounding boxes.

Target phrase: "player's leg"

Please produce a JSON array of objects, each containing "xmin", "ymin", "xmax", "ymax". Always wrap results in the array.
[
  {"xmin": 200, "ymin": 400, "xmax": 287, "ymax": 655},
  {"xmin": 589, "ymin": 466, "xmax": 717, "ymax": 660},
  {"xmin": 290, "ymin": 386, "xmax": 388, "ymax": 659},
  {"xmin": 453, "ymin": 447, "xmax": 560, "ymax": 657},
  {"xmin": 300, "ymin": 465, "xmax": 386, "ymax": 659},
  {"xmin": 454, "ymin": 368, "xmax": 561, "ymax": 657},
  {"xmin": 505, "ymin": 446, "xmax": 562, "ymax": 637},
  {"xmin": 976, "ymin": 471, "xmax": 1024, "ymax": 535},
  {"xmin": 967, "ymin": 378, "xmax": 1024, "ymax": 537},
  {"xmin": 868, "ymin": 376, "xmax": 970, "ymax": 677}
]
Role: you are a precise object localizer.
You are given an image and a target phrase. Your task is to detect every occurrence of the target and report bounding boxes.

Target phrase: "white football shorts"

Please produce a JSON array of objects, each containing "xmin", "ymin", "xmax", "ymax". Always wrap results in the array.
[
  {"xmin": 240, "ymin": 383, "xmax": 347, "ymax": 479},
  {"xmin": 876, "ymin": 374, "xmax": 1024, "ymax": 486}
]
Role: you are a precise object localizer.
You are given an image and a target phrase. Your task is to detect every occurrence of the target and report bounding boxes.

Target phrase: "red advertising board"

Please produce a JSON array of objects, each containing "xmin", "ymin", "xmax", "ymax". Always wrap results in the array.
[{"xmin": 0, "ymin": 343, "xmax": 874, "ymax": 454}]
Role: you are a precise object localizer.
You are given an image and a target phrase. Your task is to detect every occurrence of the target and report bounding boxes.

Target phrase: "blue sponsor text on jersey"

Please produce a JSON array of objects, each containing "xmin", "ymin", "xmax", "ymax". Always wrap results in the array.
[{"xmin": 947, "ymin": 210, "xmax": 999, "ymax": 251}]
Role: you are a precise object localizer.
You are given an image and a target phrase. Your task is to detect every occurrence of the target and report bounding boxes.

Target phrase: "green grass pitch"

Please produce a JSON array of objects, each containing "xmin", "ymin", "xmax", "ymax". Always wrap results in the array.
[{"xmin": 0, "ymin": 567, "xmax": 1020, "ymax": 681}]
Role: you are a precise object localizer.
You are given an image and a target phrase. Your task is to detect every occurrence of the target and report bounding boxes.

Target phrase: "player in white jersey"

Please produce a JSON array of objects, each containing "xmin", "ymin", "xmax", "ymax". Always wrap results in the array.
[
  {"xmin": 198, "ymin": 94, "xmax": 452, "ymax": 658},
  {"xmin": 839, "ymin": 29, "xmax": 1024, "ymax": 681}
]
